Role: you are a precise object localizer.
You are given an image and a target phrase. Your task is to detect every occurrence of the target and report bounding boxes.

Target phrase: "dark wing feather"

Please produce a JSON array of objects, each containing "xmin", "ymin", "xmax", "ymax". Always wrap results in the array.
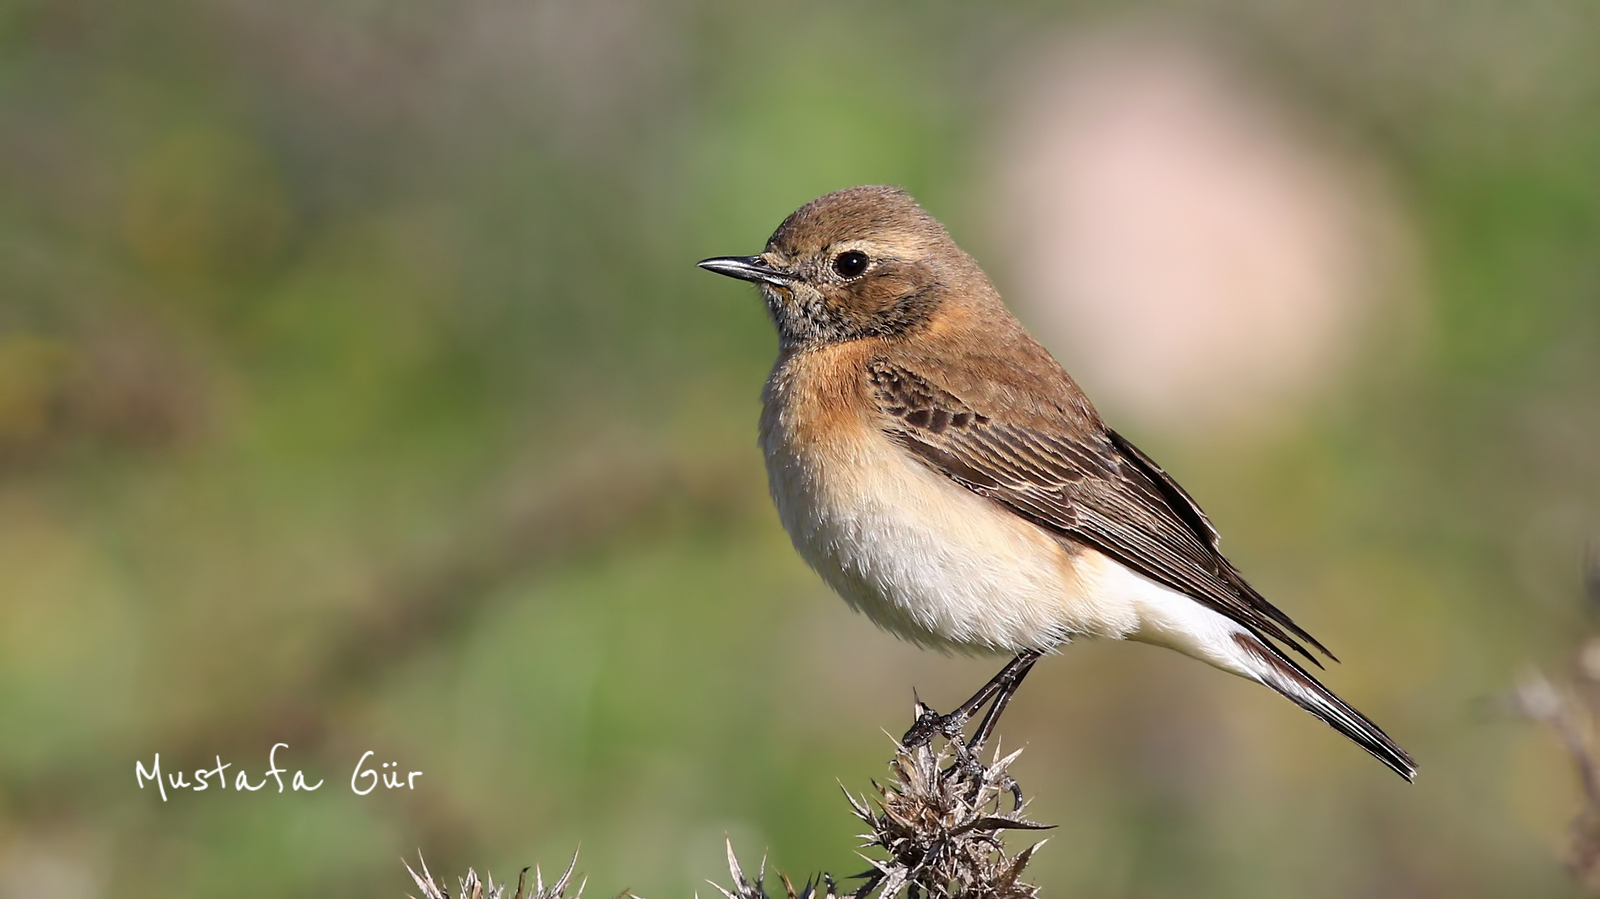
[{"xmin": 867, "ymin": 361, "xmax": 1334, "ymax": 665}]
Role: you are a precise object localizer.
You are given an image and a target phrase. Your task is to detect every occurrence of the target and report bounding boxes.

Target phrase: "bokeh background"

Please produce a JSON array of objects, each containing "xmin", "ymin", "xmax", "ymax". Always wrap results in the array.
[{"xmin": 2, "ymin": 1, "xmax": 1599, "ymax": 896}]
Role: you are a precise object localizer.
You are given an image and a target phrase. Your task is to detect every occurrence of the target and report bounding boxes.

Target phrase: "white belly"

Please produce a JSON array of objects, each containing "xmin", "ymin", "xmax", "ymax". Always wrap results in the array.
[{"xmin": 762, "ymin": 417, "xmax": 1143, "ymax": 654}]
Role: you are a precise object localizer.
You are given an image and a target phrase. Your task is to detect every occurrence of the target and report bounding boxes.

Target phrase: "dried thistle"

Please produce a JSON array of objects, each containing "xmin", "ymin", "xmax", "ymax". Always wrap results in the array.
[
  {"xmin": 406, "ymin": 849, "xmax": 584, "ymax": 899},
  {"xmin": 1513, "ymin": 647, "xmax": 1600, "ymax": 893},
  {"xmin": 710, "ymin": 838, "xmax": 839, "ymax": 899},
  {"xmin": 411, "ymin": 712, "xmax": 1051, "ymax": 899},
  {"xmin": 1511, "ymin": 547, "xmax": 1600, "ymax": 893},
  {"xmin": 842, "ymin": 737, "xmax": 1051, "ymax": 899}
]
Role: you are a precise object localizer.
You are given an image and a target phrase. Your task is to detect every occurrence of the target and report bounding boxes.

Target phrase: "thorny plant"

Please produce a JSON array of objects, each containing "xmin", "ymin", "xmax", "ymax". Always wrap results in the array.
[
  {"xmin": 1510, "ymin": 547, "xmax": 1600, "ymax": 894},
  {"xmin": 839, "ymin": 733, "xmax": 1051, "ymax": 899},
  {"xmin": 407, "ymin": 849, "xmax": 584, "ymax": 899},
  {"xmin": 707, "ymin": 839, "xmax": 838, "ymax": 899},
  {"xmin": 405, "ymin": 710, "xmax": 1052, "ymax": 899}
]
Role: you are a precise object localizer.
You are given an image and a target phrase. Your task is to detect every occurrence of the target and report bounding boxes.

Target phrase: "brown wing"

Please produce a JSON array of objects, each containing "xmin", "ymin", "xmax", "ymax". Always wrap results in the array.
[{"xmin": 866, "ymin": 360, "xmax": 1334, "ymax": 665}]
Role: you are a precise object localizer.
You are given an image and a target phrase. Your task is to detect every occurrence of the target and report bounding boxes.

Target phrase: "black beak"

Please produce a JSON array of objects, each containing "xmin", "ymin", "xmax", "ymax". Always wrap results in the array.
[{"xmin": 696, "ymin": 255, "xmax": 791, "ymax": 288}]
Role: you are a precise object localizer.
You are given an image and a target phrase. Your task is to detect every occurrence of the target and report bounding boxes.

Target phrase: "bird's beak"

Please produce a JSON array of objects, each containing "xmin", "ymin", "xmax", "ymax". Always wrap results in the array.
[{"xmin": 696, "ymin": 255, "xmax": 791, "ymax": 288}]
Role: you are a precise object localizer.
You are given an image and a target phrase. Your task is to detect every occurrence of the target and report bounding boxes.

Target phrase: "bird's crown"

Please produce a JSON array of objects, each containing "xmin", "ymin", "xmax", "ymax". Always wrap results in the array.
[{"xmin": 764, "ymin": 185, "xmax": 948, "ymax": 263}]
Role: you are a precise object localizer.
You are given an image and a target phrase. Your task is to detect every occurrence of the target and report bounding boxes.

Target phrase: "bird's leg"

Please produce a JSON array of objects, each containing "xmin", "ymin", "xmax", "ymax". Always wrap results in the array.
[
  {"xmin": 966, "ymin": 653, "xmax": 1040, "ymax": 809},
  {"xmin": 901, "ymin": 650, "xmax": 1043, "ymax": 751},
  {"xmin": 968, "ymin": 651, "xmax": 1040, "ymax": 754}
]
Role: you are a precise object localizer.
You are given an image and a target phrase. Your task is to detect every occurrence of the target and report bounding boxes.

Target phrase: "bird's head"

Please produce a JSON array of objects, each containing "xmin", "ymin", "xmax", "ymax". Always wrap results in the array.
[{"xmin": 699, "ymin": 186, "xmax": 975, "ymax": 350}]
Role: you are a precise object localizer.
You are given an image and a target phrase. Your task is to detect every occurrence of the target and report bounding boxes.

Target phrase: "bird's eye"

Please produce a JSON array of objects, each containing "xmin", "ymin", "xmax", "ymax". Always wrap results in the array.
[{"xmin": 832, "ymin": 250, "xmax": 870, "ymax": 279}]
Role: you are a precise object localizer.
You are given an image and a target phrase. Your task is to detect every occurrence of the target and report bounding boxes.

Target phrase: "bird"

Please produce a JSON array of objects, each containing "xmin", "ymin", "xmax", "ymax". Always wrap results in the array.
[{"xmin": 697, "ymin": 185, "xmax": 1416, "ymax": 781}]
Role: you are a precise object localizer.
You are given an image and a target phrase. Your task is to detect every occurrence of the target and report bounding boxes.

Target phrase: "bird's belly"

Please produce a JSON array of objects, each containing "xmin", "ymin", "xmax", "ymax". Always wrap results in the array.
[{"xmin": 763, "ymin": 423, "xmax": 1141, "ymax": 654}]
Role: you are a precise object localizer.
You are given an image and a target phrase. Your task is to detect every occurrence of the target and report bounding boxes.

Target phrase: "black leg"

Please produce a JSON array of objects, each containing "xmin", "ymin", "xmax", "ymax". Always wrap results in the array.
[
  {"xmin": 901, "ymin": 650, "xmax": 1043, "ymax": 751},
  {"xmin": 968, "ymin": 652, "xmax": 1040, "ymax": 753}
]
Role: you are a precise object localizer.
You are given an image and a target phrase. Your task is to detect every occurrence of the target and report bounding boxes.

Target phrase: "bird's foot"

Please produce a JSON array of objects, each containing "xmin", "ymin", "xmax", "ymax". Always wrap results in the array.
[
  {"xmin": 900, "ymin": 699, "xmax": 970, "ymax": 750},
  {"xmin": 945, "ymin": 738, "xmax": 1026, "ymax": 810},
  {"xmin": 991, "ymin": 765, "xmax": 1026, "ymax": 811},
  {"xmin": 901, "ymin": 699, "xmax": 1028, "ymax": 811}
]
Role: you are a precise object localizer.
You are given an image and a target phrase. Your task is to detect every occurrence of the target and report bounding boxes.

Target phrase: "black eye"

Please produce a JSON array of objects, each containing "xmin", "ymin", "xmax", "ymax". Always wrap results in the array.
[{"xmin": 832, "ymin": 250, "xmax": 870, "ymax": 279}]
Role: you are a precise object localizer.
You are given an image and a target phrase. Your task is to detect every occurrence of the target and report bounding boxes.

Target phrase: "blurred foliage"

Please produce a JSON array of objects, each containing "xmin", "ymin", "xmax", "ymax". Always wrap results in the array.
[{"xmin": 0, "ymin": 1, "xmax": 1598, "ymax": 898}]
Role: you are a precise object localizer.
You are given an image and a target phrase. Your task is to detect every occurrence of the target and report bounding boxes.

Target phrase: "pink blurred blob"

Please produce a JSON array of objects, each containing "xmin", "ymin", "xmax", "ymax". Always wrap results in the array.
[{"xmin": 991, "ymin": 30, "xmax": 1418, "ymax": 435}]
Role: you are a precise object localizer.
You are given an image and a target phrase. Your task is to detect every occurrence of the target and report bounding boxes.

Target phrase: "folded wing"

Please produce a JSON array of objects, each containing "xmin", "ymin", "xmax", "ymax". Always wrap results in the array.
[{"xmin": 866, "ymin": 360, "xmax": 1333, "ymax": 666}]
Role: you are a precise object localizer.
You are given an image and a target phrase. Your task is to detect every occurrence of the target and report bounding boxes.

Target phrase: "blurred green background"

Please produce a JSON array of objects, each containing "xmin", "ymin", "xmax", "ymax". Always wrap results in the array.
[{"xmin": 2, "ymin": 1, "xmax": 1599, "ymax": 896}]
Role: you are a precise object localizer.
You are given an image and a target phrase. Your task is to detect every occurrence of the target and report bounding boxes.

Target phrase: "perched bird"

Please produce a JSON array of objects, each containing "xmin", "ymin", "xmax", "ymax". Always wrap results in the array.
[{"xmin": 698, "ymin": 185, "xmax": 1415, "ymax": 781}]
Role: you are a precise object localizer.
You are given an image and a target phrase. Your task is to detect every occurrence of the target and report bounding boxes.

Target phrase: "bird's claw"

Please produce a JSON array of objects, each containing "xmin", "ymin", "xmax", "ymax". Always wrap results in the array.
[{"xmin": 901, "ymin": 701, "xmax": 969, "ymax": 749}]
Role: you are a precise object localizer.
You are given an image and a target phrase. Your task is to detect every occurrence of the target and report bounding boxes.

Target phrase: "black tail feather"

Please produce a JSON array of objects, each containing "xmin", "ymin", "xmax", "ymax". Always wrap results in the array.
[{"xmin": 1233, "ymin": 633, "xmax": 1416, "ymax": 781}]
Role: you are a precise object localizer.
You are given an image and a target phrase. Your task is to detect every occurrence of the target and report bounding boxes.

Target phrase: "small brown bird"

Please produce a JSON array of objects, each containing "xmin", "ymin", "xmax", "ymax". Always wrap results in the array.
[{"xmin": 698, "ymin": 185, "xmax": 1415, "ymax": 781}]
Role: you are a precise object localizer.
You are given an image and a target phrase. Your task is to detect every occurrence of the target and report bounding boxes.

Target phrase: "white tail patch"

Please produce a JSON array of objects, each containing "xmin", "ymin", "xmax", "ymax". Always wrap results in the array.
[{"xmin": 1112, "ymin": 559, "xmax": 1415, "ymax": 780}]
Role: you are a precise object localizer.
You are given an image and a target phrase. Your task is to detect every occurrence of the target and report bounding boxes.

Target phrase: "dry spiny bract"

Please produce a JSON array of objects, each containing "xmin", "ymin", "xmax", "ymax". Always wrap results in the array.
[
  {"xmin": 843, "ymin": 736, "xmax": 1051, "ymax": 899},
  {"xmin": 711, "ymin": 838, "xmax": 840, "ymax": 899},
  {"xmin": 406, "ymin": 849, "xmax": 584, "ymax": 899}
]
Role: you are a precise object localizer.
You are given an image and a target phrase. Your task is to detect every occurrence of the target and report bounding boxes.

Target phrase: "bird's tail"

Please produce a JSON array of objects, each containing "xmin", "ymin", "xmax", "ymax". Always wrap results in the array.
[{"xmin": 1232, "ymin": 632, "xmax": 1416, "ymax": 781}]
